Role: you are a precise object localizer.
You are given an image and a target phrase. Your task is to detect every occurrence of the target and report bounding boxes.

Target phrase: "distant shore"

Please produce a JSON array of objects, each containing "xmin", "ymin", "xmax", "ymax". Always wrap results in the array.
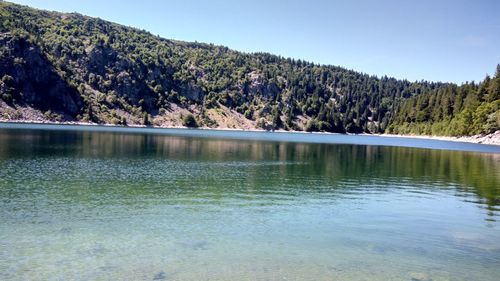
[
  {"xmin": 1, "ymin": 119, "xmax": 499, "ymax": 146},
  {"xmin": 371, "ymin": 132, "xmax": 500, "ymax": 146}
]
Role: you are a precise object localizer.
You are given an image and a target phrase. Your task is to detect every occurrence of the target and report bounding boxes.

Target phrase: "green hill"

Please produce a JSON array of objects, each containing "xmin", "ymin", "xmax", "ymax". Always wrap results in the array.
[{"xmin": 0, "ymin": 1, "xmax": 498, "ymax": 136}]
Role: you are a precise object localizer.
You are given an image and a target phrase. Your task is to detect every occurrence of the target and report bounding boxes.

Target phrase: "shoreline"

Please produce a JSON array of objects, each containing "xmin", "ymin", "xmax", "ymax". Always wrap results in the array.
[
  {"xmin": 1, "ymin": 119, "xmax": 499, "ymax": 146},
  {"xmin": 369, "ymin": 132, "xmax": 500, "ymax": 146}
]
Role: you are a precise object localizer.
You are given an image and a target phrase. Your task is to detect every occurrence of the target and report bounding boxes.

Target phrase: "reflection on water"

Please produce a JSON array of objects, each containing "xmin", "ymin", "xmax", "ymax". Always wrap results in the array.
[{"xmin": 0, "ymin": 126, "xmax": 499, "ymax": 281}]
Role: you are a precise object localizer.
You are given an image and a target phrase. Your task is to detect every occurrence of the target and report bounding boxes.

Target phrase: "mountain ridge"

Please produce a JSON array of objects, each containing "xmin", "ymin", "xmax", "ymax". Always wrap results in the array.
[{"xmin": 0, "ymin": 1, "xmax": 498, "ymax": 136}]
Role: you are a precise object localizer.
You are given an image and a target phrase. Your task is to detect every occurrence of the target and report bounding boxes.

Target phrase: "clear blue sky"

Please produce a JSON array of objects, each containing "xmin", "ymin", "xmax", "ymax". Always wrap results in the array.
[{"xmin": 8, "ymin": 0, "xmax": 500, "ymax": 84}]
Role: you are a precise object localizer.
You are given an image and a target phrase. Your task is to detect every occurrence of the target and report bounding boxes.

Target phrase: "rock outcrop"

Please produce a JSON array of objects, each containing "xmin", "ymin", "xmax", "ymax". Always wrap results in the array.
[{"xmin": 0, "ymin": 34, "xmax": 82, "ymax": 118}]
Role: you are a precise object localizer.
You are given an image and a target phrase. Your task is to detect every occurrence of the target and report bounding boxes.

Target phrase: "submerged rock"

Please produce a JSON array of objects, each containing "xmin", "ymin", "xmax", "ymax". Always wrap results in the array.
[
  {"xmin": 60, "ymin": 227, "xmax": 72, "ymax": 234},
  {"xmin": 153, "ymin": 271, "xmax": 167, "ymax": 280}
]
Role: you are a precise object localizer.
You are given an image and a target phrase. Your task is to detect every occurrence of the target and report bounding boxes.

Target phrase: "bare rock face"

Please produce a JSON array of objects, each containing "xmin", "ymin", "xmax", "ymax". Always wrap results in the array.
[
  {"xmin": 87, "ymin": 43, "xmax": 118, "ymax": 75},
  {"xmin": 85, "ymin": 43, "xmax": 156, "ymax": 109},
  {"xmin": 0, "ymin": 34, "xmax": 83, "ymax": 118},
  {"xmin": 180, "ymin": 81, "xmax": 205, "ymax": 102},
  {"xmin": 243, "ymin": 71, "xmax": 280, "ymax": 99}
]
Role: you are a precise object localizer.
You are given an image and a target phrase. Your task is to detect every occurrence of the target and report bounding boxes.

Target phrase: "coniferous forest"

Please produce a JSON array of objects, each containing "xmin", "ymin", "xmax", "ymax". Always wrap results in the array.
[{"xmin": 1, "ymin": 2, "xmax": 499, "ymax": 136}]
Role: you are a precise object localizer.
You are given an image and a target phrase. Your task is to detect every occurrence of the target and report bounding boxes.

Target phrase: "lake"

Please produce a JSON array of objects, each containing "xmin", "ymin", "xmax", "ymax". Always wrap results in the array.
[{"xmin": 0, "ymin": 123, "xmax": 499, "ymax": 281}]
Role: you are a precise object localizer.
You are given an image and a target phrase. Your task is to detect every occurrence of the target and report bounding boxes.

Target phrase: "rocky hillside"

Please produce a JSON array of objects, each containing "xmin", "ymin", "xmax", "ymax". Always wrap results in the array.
[{"xmin": 0, "ymin": 1, "xmax": 498, "ymax": 136}]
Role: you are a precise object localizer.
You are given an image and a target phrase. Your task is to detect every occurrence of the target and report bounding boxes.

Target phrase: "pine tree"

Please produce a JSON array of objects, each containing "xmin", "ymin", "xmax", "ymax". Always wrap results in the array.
[
  {"xmin": 271, "ymin": 106, "xmax": 282, "ymax": 129},
  {"xmin": 143, "ymin": 112, "xmax": 150, "ymax": 126},
  {"xmin": 488, "ymin": 64, "xmax": 500, "ymax": 102}
]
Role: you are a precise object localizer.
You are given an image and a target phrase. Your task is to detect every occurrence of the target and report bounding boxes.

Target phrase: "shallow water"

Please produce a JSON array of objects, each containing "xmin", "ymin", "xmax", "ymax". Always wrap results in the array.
[{"xmin": 0, "ymin": 124, "xmax": 499, "ymax": 280}]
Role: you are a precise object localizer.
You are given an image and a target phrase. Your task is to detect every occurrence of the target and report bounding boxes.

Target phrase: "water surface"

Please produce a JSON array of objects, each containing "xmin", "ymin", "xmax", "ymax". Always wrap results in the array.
[{"xmin": 0, "ymin": 124, "xmax": 499, "ymax": 281}]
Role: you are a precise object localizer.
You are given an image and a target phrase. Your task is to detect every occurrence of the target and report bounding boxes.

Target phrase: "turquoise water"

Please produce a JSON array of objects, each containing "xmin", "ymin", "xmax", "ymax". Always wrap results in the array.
[{"xmin": 0, "ymin": 123, "xmax": 499, "ymax": 280}]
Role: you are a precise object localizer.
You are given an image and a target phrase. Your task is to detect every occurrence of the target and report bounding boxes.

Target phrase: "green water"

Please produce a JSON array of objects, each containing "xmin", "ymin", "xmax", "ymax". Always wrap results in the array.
[{"xmin": 0, "ymin": 124, "xmax": 499, "ymax": 281}]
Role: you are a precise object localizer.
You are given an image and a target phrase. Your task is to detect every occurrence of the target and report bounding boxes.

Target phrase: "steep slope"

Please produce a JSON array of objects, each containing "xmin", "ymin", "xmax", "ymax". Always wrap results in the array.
[
  {"xmin": 0, "ymin": 34, "xmax": 83, "ymax": 119},
  {"xmin": 0, "ymin": 1, "xmax": 498, "ymax": 136}
]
